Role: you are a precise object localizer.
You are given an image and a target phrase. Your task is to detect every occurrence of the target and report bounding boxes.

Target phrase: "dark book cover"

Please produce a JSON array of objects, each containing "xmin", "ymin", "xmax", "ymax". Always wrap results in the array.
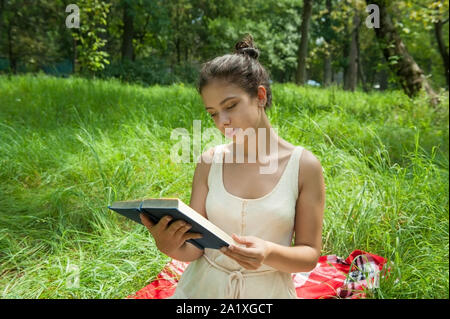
[{"xmin": 108, "ymin": 198, "xmax": 233, "ymax": 250}]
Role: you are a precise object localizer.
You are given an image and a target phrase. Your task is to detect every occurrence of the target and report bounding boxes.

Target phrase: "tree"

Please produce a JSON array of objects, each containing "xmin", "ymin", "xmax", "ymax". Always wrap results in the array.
[
  {"xmin": 0, "ymin": 0, "xmax": 67, "ymax": 73},
  {"xmin": 406, "ymin": 0, "xmax": 449, "ymax": 88},
  {"xmin": 434, "ymin": 11, "xmax": 449, "ymax": 87},
  {"xmin": 310, "ymin": 0, "xmax": 359, "ymax": 88},
  {"xmin": 343, "ymin": 8, "xmax": 361, "ymax": 91},
  {"xmin": 295, "ymin": 0, "xmax": 313, "ymax": 85},
  {"xmin": 323, "ymin": 0, "xmax": 333, "ymax": 86},
  {"xmin": 72, "ymin": 0, "xmax": 111, "ymax": 74},
  {"xmin": 367, "ymin": 0, "xmax": 440, "ymax": 105},
  {"xmin": 121, "ymin": 0, "xmax": 134, "ymax": 61}
]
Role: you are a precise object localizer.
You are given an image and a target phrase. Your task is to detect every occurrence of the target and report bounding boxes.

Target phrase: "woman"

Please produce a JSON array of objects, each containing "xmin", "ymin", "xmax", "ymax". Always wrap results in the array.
[{"xmin": 140, "ymin": 34, "xmax": 326, "ymax": 299}]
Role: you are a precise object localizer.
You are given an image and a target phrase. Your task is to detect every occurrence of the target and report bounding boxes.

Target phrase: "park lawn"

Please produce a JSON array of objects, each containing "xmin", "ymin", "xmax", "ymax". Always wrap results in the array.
[{"xmin": 0, "ymin": 74, "xmax": 448, "ymax": 298}]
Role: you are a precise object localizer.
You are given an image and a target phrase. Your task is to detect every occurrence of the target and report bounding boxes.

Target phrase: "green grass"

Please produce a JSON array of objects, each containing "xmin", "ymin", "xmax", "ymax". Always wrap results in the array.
[{"xmin": 0, "ymin": 74, "xmax": 448, "ymax": 298}]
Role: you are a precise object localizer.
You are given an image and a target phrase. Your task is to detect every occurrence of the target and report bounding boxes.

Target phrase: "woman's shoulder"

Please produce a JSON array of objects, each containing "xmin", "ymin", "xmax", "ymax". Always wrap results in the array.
[
  {"xmin": 194, "ymin": 144, "xmax": 231, "ymax": 189},
  {"xmin": 198, "ymin": 143, "xmax": 229, "ymax": 164},
  {"xmin": 195, "ymin": 144, "xmax": 230, "ymax": 179},
  {"xmin": 278, "ymin": 140, "xmax": 322, "ymax": 191},
  {"xmin": 299, "ymin": 148, "xmax": 322, "ymax": 170},
  {"xmin": 283, "ymin": 143, "xmax": 320, "ymax": 167},
  {"xmin": 282, "ymin": 140, "xmax": 320, "ymax": 167},
  {"xmin": 193, "ymin": 145, "xmax": 222, "ymax": 191},
  {"xmin": 297, "ymin": 147, "xmax": 324, "ymax": 192}
]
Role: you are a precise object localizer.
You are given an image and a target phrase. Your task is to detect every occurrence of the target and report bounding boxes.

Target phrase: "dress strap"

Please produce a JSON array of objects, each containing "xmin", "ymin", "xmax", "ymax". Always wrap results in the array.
[
  {"xmin": 284, "ymin": 146, "xmax": 304, "ymax": 200},
  {"xmin": 207, "ymin": 144, "xmax": 225, "ymax": 189}
]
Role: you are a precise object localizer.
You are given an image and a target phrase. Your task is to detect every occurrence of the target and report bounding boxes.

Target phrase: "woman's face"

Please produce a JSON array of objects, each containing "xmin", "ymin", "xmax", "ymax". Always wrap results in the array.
[{"xmin": 201, "ymin": 79, "xmax": 266, "ymax": 142}]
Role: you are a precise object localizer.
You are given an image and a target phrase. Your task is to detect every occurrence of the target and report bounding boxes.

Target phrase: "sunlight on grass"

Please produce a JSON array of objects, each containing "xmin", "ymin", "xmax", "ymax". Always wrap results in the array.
[{"xmin": 0, "ymin": 75, "xmax": 448, "ymax": 298}]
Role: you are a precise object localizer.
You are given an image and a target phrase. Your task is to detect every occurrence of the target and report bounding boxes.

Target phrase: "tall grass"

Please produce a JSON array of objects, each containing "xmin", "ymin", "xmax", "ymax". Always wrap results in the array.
[{"xmin": 0, "ymin": 75, "xmax": 448, "ymax": 298}]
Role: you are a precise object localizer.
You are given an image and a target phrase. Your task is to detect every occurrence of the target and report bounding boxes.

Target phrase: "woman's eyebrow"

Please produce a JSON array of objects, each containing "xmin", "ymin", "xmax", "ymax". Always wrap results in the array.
[{"xmin": 206, "ymin": 96, "xmax": 238, "ymax": 110}]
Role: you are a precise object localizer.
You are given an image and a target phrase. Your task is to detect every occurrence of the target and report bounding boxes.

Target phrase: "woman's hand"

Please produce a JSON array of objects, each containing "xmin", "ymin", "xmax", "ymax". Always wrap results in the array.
[
  {"xmin": 220, "ymin": 234, "xmax": 272, "ymax": 270},
  {"xmin": 140, "ymin": 213, "xmax": 203, "ymax": 257}
]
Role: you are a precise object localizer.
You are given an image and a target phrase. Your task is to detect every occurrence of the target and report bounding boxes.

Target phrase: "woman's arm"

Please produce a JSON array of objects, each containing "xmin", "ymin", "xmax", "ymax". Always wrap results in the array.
[
  {"xmin": 221, "ymin": 149, "xmax": 325, "ymax": 273},
  {"xmin": 265, "ymin": 149, "xmax": 325, "ymax": 272}
]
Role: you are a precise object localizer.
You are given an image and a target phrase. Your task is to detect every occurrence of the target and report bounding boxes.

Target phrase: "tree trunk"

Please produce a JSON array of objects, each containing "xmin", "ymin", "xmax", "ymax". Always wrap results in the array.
[
  {"xmin": 324, "ymin": 58, "xmax": 332, "ymax": 86},
  {"xmin": 356, "ymin": 25, "xmax": 368, "ymax": 92},
  {"xmin": 379, "ymin": 69, "xmax": 388, "ymax": 90},
  {"xmin": 369, "ymin": 70, "xmax": 376, "ymax": 89},
  {"xmin": 323, "ymin": 0, "xmax": 333, "ymax": 86},
  {"xmin": 295, "ymin": 0, "xmax": 313, "ymax": 85},
  {"xmin": 434, "ymin": 18, "xmax": 449, "ymax": 88},
  {"xmin": 358, "ymin": 55, "xmax": 368, "ymax": 91},
  {"xmin": 7, "ymin": 22, "xmax": 16, "ymax": 73},
  {"xmin": 367, "ymin": 0, "xmax": 439, "ymax": 106},
  {"xmin": 174, "ymin": 1, "xmax": 181, "ymax": 65},
  {"xmin": 344, "ymin": 11, "xmax": 360, "ymax": 91},
  {"xmin": 121, "ymin": 1, "xmax": 134, "ymax": 62},
  {"xmin": 72, "ymin": 37, "xmax": 77, "ymax": 73},
  {"xmin": 175, "ymin": 38, "xmax": 180, "ymax": 64},
  {"xmin": 0, "ymin": 0, "xmax": 4, "ymax": 35},
  {"xmin": 342, "ymin": 34, "xmax": 349, "ymax": 89},
  {"xmin": 2, "ymin": 0, "xmax": 16, "ymax": 73}
]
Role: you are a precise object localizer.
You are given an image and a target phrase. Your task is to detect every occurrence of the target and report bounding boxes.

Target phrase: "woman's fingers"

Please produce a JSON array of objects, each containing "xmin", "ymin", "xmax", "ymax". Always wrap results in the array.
[
  {"xmin": 182, "ymin": 232, "xmax": 203, "ymax": 242},
  {"xmin": 140, "ymin": 215, "xmax": 203, "ymax": 245},
  {"xmin": 140, "ymin": 213, "xmax": 154, "ymax": 231},
  {"xmin": 231, "ymin": 233, "xmax": 252, "ymax": 246},
  {"xmin": 221, "ymin": 247, "xmax": 255, "ymax": 263},
  {"xmin": 228, "ymin": 245, "xmax": 258, "ymax": 259},
  {"xmin": 168, "ymin": 220, "xmax": 188, "ymax": 236},
  {"xmin": 174, "ymin": 223, "xmax": 191, "ymax": 239},
  {"xmin": 141, "ymin": 214, "xmax": 174, "ymax": 234},
  {"xmin": 157, "ymin": 215, "xmax": 173, "ymax": 230}
]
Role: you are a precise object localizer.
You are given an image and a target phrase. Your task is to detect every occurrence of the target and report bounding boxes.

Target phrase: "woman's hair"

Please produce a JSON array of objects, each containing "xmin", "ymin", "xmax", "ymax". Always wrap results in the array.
[{"xmin": 197, "ymin": 34, "xmax": 272, "ymax": 111}]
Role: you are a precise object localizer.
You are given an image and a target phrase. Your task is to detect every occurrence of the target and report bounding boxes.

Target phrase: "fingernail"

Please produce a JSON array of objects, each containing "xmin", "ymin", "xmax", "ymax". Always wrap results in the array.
[{"xmin": 220, "ymin": 247, "xmax": 226, "ymax": 253}]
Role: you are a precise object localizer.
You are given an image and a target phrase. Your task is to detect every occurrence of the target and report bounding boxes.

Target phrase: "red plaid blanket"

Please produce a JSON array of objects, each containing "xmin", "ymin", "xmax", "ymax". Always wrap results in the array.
[{"xmin": 127, "ymin": 250, "xmax": 387, "ymax": 299}]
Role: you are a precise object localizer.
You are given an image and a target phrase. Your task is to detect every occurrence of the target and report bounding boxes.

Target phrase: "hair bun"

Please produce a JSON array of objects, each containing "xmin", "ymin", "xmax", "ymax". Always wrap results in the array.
[{"xmin": 234, "ymin": 34, "xmax": 260, "ymax": 60}]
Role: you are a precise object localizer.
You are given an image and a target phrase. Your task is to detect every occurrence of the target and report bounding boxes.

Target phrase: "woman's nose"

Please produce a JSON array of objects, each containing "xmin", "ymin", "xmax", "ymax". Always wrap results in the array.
[{"xmin": 218, "ymin": 113, "xmax": 231, "ymax": 126}]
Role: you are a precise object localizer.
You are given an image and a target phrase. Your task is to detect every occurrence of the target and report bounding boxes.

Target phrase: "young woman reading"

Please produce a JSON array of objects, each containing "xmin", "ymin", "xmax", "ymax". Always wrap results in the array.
[{"xmin": 140, "ymin": 34, "xmax": 326, "ymax": 299}]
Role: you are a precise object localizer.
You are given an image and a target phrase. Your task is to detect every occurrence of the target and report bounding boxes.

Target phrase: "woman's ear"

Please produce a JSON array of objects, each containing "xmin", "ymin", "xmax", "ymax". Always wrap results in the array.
[{"xmin": 257, "ymin": 85, "xmax": 267, "ymax": 107}]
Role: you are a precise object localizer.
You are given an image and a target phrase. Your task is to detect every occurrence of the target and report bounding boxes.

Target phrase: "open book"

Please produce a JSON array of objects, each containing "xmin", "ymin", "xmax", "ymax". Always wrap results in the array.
[{"xmin": 108, "ymin": 198, "xmax": 233, "ymax": 250}]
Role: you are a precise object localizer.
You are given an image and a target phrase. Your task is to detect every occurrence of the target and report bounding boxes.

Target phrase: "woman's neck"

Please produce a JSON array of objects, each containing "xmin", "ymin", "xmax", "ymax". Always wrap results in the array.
[{"xmin": 231, "ymin": 119, "xmax": 280, "ymax": 164}]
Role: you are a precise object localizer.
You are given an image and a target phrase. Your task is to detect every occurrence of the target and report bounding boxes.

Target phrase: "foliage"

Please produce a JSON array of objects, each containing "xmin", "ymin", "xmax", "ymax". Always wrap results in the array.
[
  {"xmin": 396, "ymin": 0, "xmax": 449, "ymax": 88},
  {"xmin": 0, "ymin": 0, "xmax": 70, "ymax": 72},
  {"xmin": 71, "ymin": 0, "xmax": 111, "ymax": 73},
  {"xmin": 100, "ymin": 56, "xmax": 200, "ymax": 86},
  {"xmin": 0, "ymin": 0, "xmax": 448, "ymax": 90}
]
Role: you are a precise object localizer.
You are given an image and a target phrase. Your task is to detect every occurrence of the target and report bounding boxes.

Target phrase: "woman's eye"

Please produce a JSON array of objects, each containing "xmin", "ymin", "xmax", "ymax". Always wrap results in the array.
[{"xmin": 209, "ymin": 103, "xmax": 236, "ymax": 118}]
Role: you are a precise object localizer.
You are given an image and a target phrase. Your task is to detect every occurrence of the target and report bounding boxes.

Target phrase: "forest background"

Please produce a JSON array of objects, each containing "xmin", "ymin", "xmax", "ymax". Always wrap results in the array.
[{"xmin": 0, "ymin": 0, "xmax": 448, "ymax": 299}]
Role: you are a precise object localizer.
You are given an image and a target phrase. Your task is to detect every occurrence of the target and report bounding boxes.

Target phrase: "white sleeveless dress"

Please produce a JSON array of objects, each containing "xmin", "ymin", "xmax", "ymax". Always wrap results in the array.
[{"xmin": 169, "ymin": 143, "xmax": 304, "ymax": 299}]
